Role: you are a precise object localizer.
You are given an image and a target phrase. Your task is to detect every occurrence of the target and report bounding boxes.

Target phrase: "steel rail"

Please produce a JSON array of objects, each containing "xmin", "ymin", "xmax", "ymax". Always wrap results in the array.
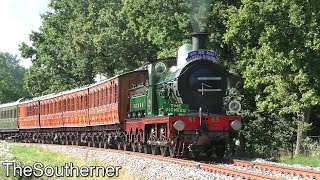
[{"xmin": 227, "ymin": 159, "xmax": 320, "ymax": 179}]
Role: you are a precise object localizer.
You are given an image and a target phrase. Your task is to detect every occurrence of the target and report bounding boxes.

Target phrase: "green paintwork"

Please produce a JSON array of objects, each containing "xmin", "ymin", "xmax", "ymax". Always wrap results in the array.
[
  {"xmin": 145, "ymin": 58, "xmax": 182, "ymax": 116},
  {"xmin": 129, "ymin": 58, "xmax": 190, "ymax": 117},
  {"xmin": 129, "ymin": 85, "xmax": 148, "ymax": 117},
  {"xmin": 0, "ymin": 105, "xmax": 19, "ymax": 130},
  {"xmin": 130, "ymin": 95, "xmax": 147, "ymax": 112},
  {"xmin": 163, "ymin": 103, "xmax": 189, "ymax": 115}
]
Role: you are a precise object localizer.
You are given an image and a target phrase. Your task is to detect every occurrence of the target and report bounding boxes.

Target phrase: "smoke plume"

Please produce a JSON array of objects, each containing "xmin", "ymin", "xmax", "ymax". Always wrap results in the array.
[{"xmin": 191, "ymin": 0, "xmax": 212, "ymax": 32}]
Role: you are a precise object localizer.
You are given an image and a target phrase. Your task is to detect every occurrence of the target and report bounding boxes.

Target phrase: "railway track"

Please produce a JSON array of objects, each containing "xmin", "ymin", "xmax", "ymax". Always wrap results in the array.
[
  {"xmin": 11, "ymin": 142, "xmax": 319, "ymax": 179},
  {"xmin": 100, "ymin": 149, "xmax": 279, "ymax": 180},
  {"xmin": 225, "ymin": 159, "xmax": 320, "ymax": 179}
]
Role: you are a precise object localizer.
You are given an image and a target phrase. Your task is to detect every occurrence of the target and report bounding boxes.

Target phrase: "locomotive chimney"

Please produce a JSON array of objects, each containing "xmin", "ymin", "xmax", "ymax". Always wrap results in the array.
[{"xmin": 190, "ymin": 32, "xmax": 209, "ymax": 51}]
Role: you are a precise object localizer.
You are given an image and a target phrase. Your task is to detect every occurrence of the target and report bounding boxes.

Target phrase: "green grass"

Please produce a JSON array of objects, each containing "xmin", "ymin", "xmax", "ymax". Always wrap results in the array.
[
  {"xmin": 278, "ymin": 155, "xmax": 320, "ymax": 167},
  {"xmin": 0, "ymin": 144, "xmax": 134, "ymax": 179}
]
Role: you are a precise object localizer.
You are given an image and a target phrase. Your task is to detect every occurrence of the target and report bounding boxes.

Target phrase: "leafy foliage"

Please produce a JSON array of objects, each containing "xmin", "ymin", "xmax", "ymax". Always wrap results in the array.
[
  {"xmin": 0, "ymin": 52, "xmax": 27, "ymax": 103},
  {"xmin": 20, "ymin": 0, "xmax": 320, "ymax": 157},
  {"xmin": 225, "ymin": 0, "xmax": 320, "ymax": 156}
]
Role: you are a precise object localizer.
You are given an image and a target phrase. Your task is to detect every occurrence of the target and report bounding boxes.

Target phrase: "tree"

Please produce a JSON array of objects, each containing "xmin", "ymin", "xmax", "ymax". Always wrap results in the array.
[
  {"xmin": 225, "ymin": 0, "xmax": 320, "ymax": 155},
  {"xmin": 0, "ymin": 52, "xmax": 27, "ymax": 103},
  {"xmin": 20, "ymin": 0, "xmax": 159, "ymax": 96}
]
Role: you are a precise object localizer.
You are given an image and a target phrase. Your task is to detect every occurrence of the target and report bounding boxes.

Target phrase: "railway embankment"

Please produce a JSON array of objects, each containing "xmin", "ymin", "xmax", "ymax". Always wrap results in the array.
[
  {"xmin": 2, "ymin": 142, "xmax": 319, "ymax": 179},
  {"xmin": 5, "ymin": 143, "xmax": 237, "ymax": 179}
]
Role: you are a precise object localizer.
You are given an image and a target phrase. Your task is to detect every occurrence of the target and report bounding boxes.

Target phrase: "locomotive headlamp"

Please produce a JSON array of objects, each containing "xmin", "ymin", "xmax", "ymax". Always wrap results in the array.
[
  {"xmin": 173, "ymin": 120, "xmax": 185, "ymax": 131},
  {"xmin": 230, "ymin": 120, "xmax": 242, "ymax": 131},
  {"xmin": 229, "ymin": 100, "xmax": 241, "ymax": 113}
]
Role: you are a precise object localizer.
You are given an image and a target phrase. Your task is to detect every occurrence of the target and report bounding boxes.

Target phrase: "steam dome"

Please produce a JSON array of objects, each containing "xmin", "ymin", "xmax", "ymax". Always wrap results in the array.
[{"xmin": 177, "ymin": 44, "xmax": 192, "ymax": 69}]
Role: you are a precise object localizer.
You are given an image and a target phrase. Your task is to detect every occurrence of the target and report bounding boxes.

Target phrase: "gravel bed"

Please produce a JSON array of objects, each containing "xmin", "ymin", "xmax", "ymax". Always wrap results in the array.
[
  {"xmin": 8, "ymin": 143, "xmax": 247, "ymax": 180},
  {"xmin": 8, "ymin": 143, "xmax": 319, "ymax": 179}
]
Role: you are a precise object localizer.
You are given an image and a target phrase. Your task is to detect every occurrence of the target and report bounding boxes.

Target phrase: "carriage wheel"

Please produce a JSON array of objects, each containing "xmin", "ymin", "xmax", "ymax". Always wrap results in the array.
[
  {"xmin": 103, "ymin": 142, "xmax": 108, "ymax": 149},
  {"xmin": 98, "ymin": 142, "xmax": 103, "ymax": 148}
]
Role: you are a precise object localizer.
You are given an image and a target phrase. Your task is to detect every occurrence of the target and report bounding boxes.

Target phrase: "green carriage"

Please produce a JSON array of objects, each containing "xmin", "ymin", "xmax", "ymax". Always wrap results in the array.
[{"xmin": 0, "ymin": 101, "xmax": 19, "ymax": 135}]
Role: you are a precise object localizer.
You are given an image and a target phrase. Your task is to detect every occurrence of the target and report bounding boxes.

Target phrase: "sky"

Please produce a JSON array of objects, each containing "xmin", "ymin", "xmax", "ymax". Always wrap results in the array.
[{"xmin": 0, "ymin": 0, "xmax": 49, "ymax": 68}]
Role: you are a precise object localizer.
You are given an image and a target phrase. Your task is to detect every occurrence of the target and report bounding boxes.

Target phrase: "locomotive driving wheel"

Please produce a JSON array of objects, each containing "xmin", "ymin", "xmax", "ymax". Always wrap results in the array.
[
  {"xmin": 132, "ymin": 143, "xmax": 137, "ymax": 152},
  {"xmin": 169, "ymin": 147, "xmax": 177, "ymax": 158},
  {"xmin": 144, "ymin": 145, "xmax": 151, "ymax": 154},
  {"xmin": 160, "ymin": 147, "xmax": 169, "ymax": 157},
  {"xmin": 151, "ymin": 145, "xmax": 160, "ymax": 155},
  {"xmin": 117, "ymin": 143, "xmax": 123, "ymax": 150},
  {"xmin": 123, "ymin": 143, "xmax": 130, "ymax": 151},
  {"xmin": 215, "ymin": 143, "xmax": 226, "ymax": 158},
  {"xmin": 138, "ymin": 144, "xmax": 144, "ymax": 153}
]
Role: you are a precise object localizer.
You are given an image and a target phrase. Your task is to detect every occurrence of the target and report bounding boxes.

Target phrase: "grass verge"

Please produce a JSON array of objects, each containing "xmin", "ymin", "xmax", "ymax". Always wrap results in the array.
[
  {"xmin": 278, "ymin": 155, "xmax": 320, "ymax": 167},
  {"xmin": 1, "ymin": 144, "xmax": 133, "ymax": 179}
]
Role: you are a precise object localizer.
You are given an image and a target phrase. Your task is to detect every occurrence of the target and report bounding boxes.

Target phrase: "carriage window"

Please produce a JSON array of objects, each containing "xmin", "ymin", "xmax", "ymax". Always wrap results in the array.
[
  {"xmin": 89, "ymin": 93, "xmax": 92, "ymax": 108},
  {"xmin": 96, "ymin": 91, "xmax": 99, "ymax": 107},
  {"xmin": 69, "ymin": 99, "xmax": 72, "ymax": 111},
  {"xmin": 58, "ymin": 101, "xmax": 60, "ymax": 113},
  {"xmin": 93, "ymin": 93, "xmax": 95, "ymax": 107},
  {"xmin": 65, "ymin": 100, "xmax": 67, "ymax": 111},
  {"xmin": 114, "ymin": 84, "xmax": 117, "ymax": 103},
  {"xmin": 78, "ymin": 97, "xmax": 80, "ymax": 110},
  {"xmin": 77, "ymin": 97, "xmax": 80, "ymax": 110},
  {"xmin": 109, "ymin": 86, "xmax": 112, "ymax": 104},
  {"xmin": 104, "ymin": 87, "xmax": 109, "ymax": 104},
  {"xmin": 71, "ymin": 98, "xmax": 74, "ymax": 111},
  {"xmin": 74, "ymin": 97, "xmax": 77, "ymax": 110},
  {"xmin": 101, "ymin": 89, "xmax": 104, "ymax": 106},
  {"xmin": 100, "ymin": 90, "xmax": 103, "ymax": 106},
  {"xmin": 53, "ymin": 102, "xmax": 55, "ymax": 114},
  {"xmin": 95, "ymin": 92, "xmax": 98, "ymax": 107},
  {"xmin": 98, "ymin": 91, "xmax": 101, "ymax": 106},
  {"xmin": 82, "ymin": 95, "xmax": 85, "ymax": 109}
]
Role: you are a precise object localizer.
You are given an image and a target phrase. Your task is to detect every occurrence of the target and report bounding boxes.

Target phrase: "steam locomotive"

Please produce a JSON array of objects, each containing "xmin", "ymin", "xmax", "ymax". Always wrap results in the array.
[{"xmin": 0, "ymin": 32, "xmax": 241, "ymax": 158}]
